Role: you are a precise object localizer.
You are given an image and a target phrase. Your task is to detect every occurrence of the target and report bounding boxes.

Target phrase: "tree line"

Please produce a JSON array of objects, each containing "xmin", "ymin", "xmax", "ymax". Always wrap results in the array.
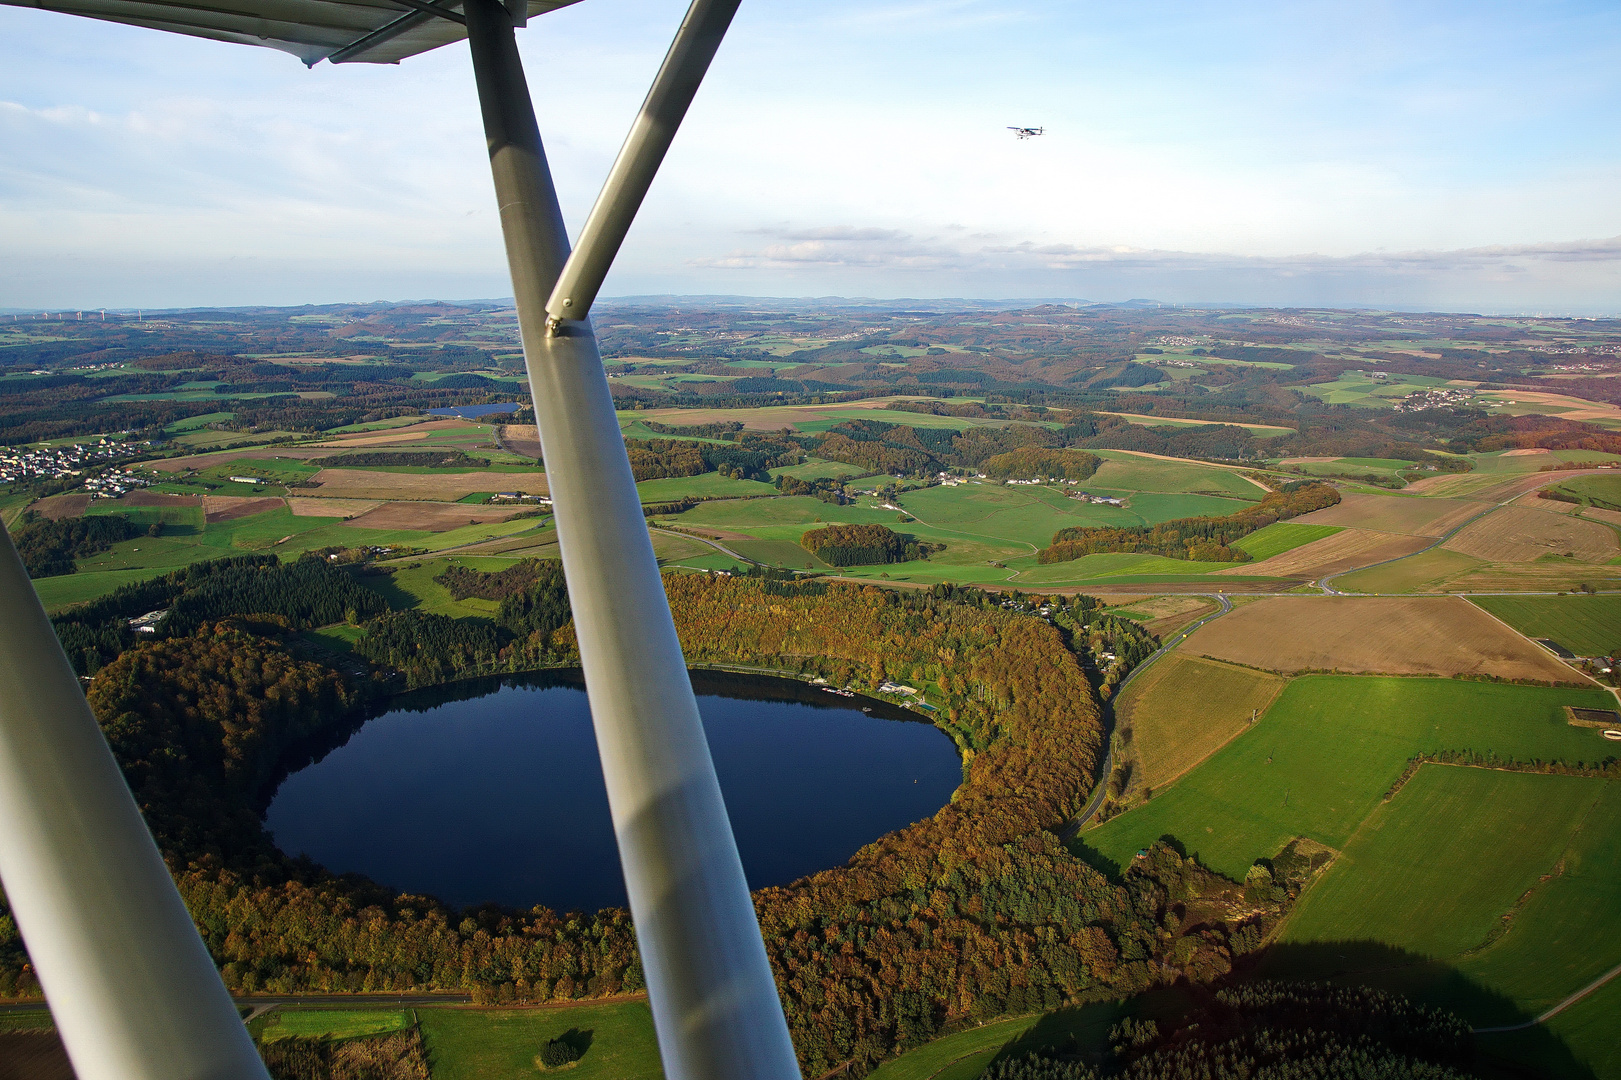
[{"xmin": 11, "ymin": 512, "xmax": 140, "ymax": 578}]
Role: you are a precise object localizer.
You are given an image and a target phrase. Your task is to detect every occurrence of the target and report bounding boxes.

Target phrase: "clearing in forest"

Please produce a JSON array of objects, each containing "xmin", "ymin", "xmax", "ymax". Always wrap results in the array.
[
  {"xmin": 1116, "ymin": 654, "xmax": 1286, "ymax": 795},
  {"xmin": 1180, "ymin": 596, "xmax": 1582, "ymax": 682}
]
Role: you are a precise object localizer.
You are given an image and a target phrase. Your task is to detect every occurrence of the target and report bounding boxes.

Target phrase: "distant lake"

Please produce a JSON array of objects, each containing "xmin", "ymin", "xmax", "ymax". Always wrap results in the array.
[
  {"xmin": 265, "ymin": 671, "xmax": 962, "ymax": 912},
  {"xmin": 426, "ymin": 402, "xmax": 521, "ymax": 419}
]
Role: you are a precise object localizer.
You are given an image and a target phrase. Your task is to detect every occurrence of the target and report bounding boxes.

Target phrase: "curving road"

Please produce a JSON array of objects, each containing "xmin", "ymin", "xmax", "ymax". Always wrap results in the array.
[{"xmin": 1057, "ymin": 593, "xmax": 1234, "ymax": 842}]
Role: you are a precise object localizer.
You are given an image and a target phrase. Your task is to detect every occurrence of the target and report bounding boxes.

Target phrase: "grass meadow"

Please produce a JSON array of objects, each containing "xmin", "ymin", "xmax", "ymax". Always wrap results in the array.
[
  {"xmin": 1265, "ymin": 766, "xmax": 1621, "ymax": 1055},
  {"xmin": 256, "ymin": 1008, "xmax": 412, "ymax": 1043},
  {"xmin": 1471, "ymin": 595, "xmax": 1621, "ymax": 656},
  {"xmin": 1233, "ymin": 522, "xmax": 1343, "ymax": 560},
  {"xmin": 418, "ymin": 1000, "xmax": 662, "ymax": 1080},
  {"xmin": 1080, "ymin": 676, "xmax": 1618, "ymax": 880}
]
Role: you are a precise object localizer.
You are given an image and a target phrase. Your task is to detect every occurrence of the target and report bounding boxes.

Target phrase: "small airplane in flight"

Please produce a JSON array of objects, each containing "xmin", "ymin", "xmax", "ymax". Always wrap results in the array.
[{"xmin": 1008, "ymin": 126, "xmax": 1044, "ymax": 139}]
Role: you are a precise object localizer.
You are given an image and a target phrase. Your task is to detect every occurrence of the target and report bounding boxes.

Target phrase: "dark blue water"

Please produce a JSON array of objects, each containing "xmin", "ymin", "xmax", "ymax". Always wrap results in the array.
[
  {"xmin": 426, "ymin": 402, "xmax": 521, "ymax": 419},
  {"xmin": 265, "ymin": 672, "xmax": 961, "ymax": 912}
]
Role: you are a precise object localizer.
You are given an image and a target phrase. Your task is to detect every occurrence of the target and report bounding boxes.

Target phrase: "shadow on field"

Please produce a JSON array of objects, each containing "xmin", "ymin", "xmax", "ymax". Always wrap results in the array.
[{"xmin": 1248, "ymin": 939, "xmax": 1593, "ymax": 1080}]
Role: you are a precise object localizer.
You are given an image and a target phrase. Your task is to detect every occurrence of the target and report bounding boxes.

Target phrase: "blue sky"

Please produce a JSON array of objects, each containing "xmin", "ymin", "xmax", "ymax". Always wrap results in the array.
[{"xmin": 2, "ymin": 0, "xmax": 1619, "ymax": 312}]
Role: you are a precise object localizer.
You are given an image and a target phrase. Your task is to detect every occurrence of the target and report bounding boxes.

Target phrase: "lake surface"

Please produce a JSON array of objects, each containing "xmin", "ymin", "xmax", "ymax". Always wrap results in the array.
[{"xmin": 265, "ymin": 671, "xmax": 962, "ymax": 912}]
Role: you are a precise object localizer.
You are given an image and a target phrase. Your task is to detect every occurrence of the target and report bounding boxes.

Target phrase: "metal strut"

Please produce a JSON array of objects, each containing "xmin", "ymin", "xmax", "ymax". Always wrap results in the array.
[
  {"xmin": 0, "ymin": 525, "xmax": 270, "ymax": 1080},
  {"xmin": 462, "ymin": 2, "xmax": 801, "ymax": 1078},
  {"xmin": 544, "ymin": 0, "xmax": 742, "ymax": 331}
]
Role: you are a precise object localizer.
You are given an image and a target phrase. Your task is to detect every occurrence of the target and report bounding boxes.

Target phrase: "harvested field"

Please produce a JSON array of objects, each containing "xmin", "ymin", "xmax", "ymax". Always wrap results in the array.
[
  {"xmin": 201, "ymin": 495, "xmax": 284, "ymax": 523},
  {"xmin": 1442, "ymin": 505, "xmax": 1618, "ymax": 563},
  {"xmin": 1180, "ymin": 596, "xmax": 1584, "ymax": 682},
  {"xmin": 500, "ymin": 422, "xmax": 543, "ymax": 458},
  {"xmin": 286, "ymin": 497, "xmax": 381, "ymax": 519},
  {"xmin": 308, "ymin": 468, "xmax": 546, "ymax": 501},
  {"xmin": 1583, "ymin": 505, "xmax": 1621, "ymax": 528},
  {"xmin": 1105, "ymin": 595, "xmax": 1217, "ymax": 638},
  {"xmin": 28, "ymin": 493, "xmax": 90, "ymax": 519},
  {"xmin": 342, "ymin": 501, "xmax": 530, "ymax": 533},
  {"xmin": 1291, "ymin": 493, "xmax": 1481, "ymax": 536},
  {"xmin": 1502, "ymin": 448, "xmax": 1556, "ymax": 457},
  {"xmin": 1119, "ymin": 654, "xmax": 1286, "ymax": 794},
  {"xmin": 1414, "ymin": 468, "xmax": 1616, "ymax": 503},
  {"xmin": 0, "ymin": 1031, "xmax": 72, "ymax": 1080},
  {"xmin": 1214, "ymin": 527, "xmax": 1429, "ymax": 579}
]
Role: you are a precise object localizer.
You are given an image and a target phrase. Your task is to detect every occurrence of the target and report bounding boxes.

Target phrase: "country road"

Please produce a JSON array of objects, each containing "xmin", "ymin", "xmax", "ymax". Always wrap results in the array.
[{"xmin": 1057, "ymin": 592, "xmax": 1235, "ymax": 842}]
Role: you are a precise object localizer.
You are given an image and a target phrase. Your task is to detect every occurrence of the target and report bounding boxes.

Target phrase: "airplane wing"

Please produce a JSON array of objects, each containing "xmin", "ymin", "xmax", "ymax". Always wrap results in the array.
[{"xmin": 0, "ymin": 0, "xmax": 581, "ymax": 64}]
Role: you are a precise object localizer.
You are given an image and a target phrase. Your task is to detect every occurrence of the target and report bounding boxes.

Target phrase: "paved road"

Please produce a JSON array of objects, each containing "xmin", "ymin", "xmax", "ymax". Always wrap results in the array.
[
  {"xmin": 1472, "ymin": 959, "xmax": 1621, "ymax": 1034},
  {"xmin": 1057, "ymin": 593, "xmax": 1235, "ymax": 842}
]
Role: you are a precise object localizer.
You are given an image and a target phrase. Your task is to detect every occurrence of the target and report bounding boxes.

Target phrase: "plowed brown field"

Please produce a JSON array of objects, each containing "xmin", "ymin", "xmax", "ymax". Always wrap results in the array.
[
  {"xmin": 286, "ymin": 497, "xmax": 381, "ymax": 519},
  {"xmin": 1292, "ymin": 494, "xmax": 1481, "ymax": 536},
  {"xmin": 201, "ymin": 496, "xmax": 284, "ymax": 523},
  {"xmin": 1213, "ymin": 527, "xmax": 1429, "ymax": 578},
  {"xmin": 1180, "ymin": 596, "xmax": 1582, "ymax": 682},
  {"xmin": 121, "ymin": 491, "xmax": 201, "ymax": 508},
  {"xmin": 500, "ymin": 423, "xmax": 543, "ymax": 458},
  {"xmin": 341, "ymin": 502, "xmax": 530, "ymax": 533},
  {"xmin": 28, "ymin": 493, "xmax": 90, "ymax": 519},
  {"xmin": 1443, "ymin": 506, "xmax": 1618, "ymax": 563}
]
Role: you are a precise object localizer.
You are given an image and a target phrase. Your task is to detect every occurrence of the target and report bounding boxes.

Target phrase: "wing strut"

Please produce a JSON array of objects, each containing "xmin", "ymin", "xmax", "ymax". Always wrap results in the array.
[
  {"xmin": 463, "ymin": 1, "xmax": 801, "ymax": 1077},
  {"xmin": 0, "ymin": 527, "xmax": 271, "ymax": 1080},
  {"xmin": 543, "ymin": 0, "xmax": 740, "ymax": 329}
]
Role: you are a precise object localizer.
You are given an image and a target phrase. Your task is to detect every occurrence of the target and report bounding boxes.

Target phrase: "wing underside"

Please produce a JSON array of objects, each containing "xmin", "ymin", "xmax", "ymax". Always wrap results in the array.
[{"xmin": 0, "ymin": 0, "xmax": 582, "ymax": 64}]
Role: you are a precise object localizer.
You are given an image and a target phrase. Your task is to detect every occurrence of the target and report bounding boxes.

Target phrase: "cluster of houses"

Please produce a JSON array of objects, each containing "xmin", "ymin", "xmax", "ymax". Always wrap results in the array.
[
  {"xmin": 0, "ymin": 438, "xmax": 147, "ymax": 487},
  {"xmin": 1068, "ymin": 490, "xmax": 1125, "ymax": 505},
  {"xmin": 1393, "ymin": 387, "xmax": 1476, "ymax": 413},
  {"xmin": 490, "ymin": 492, "xmax": 551, "ymax": 506},
  {"xmin": 82, "ymin": 470, "xmax": 151, "ymax": 499}
]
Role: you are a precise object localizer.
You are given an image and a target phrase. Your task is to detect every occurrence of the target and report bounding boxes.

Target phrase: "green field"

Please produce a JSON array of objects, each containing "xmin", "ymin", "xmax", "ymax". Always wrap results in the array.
[
  {"xmin": 257, "ymin": 1008, "xmax": 411, "ymax": 1043},
  {"xmin": 418, "ymin": 1001, "xmax": 661, "ymax": 1080},
  {"xmin": 1471, "ymin": 595, "xmax": 1621, "ymax": 657},
  {"xmin": 635, "ymin": 472, "xmax": 776, "ymax": 501},
  {"xmin": 1263, "ymin": 765, "xmax": 1621, "ymax": 1070},
  {"xmin": 1088, "ymin": 452, "xmax": 1264, "ymax": 499},
  {"xmin": 1233, "ymin": 522, "xmax": 1343, "ymax": 560},
  {"xmin": 1482, "ymin": 975, "xmax": 1621, "ymax": 1080},
  {"xmin": 1301, "ymin": 372, "xmax": 1448, "ymax": 407},
  {"xmin": 1552, "ymin": 473, "xmax": 1621, "ymax": 508},
  {"xmin": 1079, "ymin": 676, "xmax": 1619, "ymax": 880}
]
